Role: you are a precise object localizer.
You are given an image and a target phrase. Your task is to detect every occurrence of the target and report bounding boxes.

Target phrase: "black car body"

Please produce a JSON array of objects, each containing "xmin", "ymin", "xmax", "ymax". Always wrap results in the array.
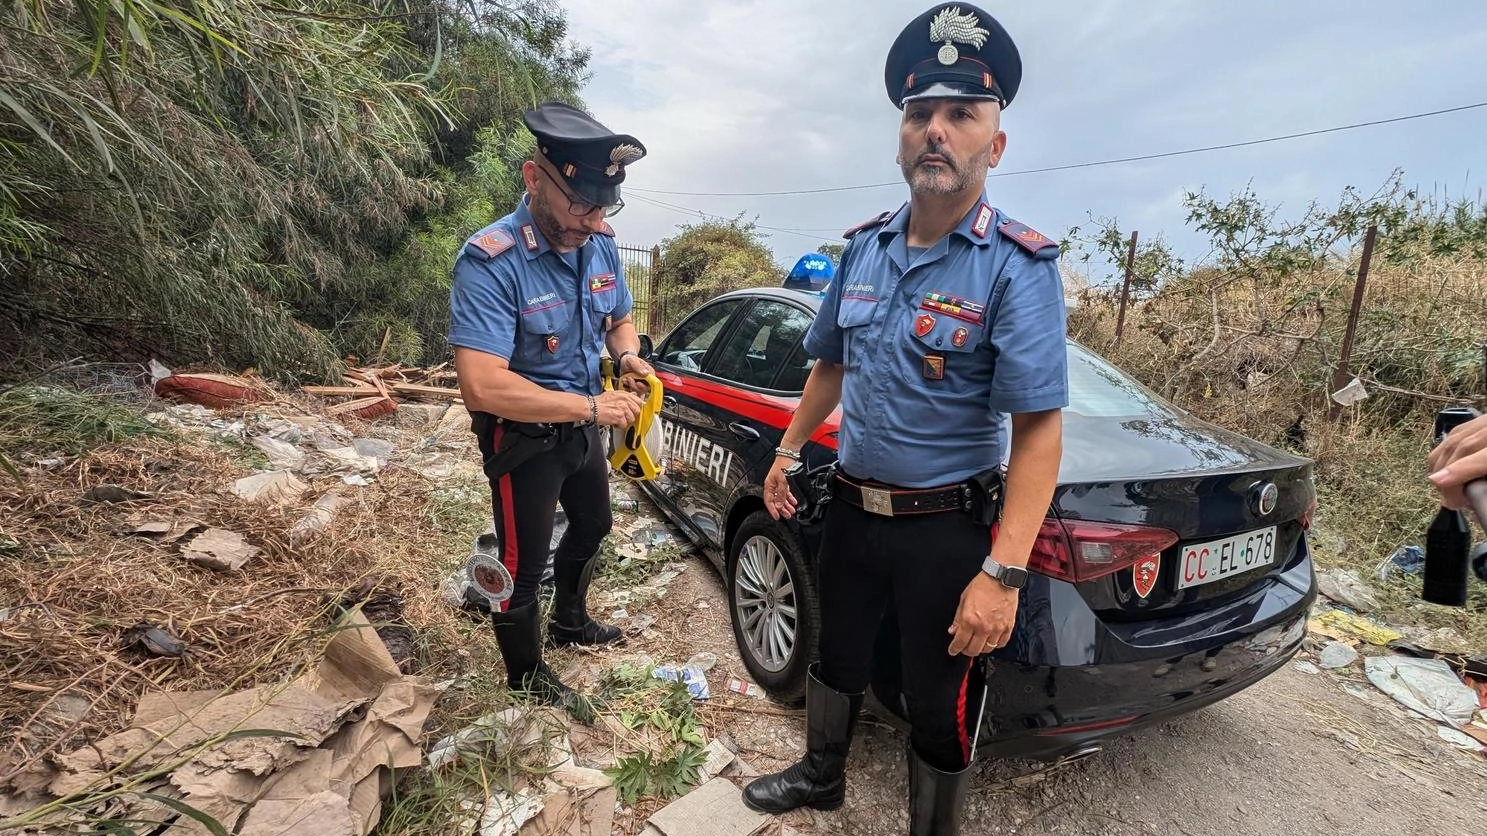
[{"xmin": 636, "ymin": 286, "xmax": 1318, "ymax": 761}]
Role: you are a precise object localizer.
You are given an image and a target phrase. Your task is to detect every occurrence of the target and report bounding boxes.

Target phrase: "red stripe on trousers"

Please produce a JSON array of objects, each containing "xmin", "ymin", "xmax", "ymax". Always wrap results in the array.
[
  {"xmin": 491, "ymin": 424, "xmax": 520, "ymax": 612},
  {"xmin": 957, "ymin": 658, "xmax": 972, "ymax": 766}
]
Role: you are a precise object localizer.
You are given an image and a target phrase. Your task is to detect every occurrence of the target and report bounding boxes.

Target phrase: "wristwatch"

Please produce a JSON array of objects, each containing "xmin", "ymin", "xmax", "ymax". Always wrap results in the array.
[{"xmin": 981, "ymin": 556, "xmax": 1029, "ymax": 590}]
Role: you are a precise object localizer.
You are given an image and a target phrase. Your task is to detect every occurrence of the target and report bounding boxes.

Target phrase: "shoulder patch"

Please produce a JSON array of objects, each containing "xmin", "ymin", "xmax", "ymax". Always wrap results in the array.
[
  {"xmin": 596, "ymin": 221, "xmax": 616, "ymax": 237},
  {"xmin": 842, "ymin": 211, "xmax": 892, "ymax": 239},
  {"xmin": 998, "ymin": 221, "xmax": 1059, "ymax": 260},
  {"xmin": 466, "ymin": 228, "xmax": 515, "ymax": 260}
]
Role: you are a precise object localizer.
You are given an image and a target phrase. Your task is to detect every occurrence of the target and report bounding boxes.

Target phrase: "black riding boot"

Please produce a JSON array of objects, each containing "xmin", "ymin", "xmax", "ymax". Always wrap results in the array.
[
  {"xmin": 548, "ymin": 553, "xmax": 622, "ymax": 646},
  {"xmin": 907, "ymin": 746, "xmax": 972, "ymax": 836},
  {"xmin": 742, "ymin": 664, "xmax": 863, "ymax": 813},
  {"xmin": 491, "ymin": 601, "xmax": 579, "ymax": 706}
]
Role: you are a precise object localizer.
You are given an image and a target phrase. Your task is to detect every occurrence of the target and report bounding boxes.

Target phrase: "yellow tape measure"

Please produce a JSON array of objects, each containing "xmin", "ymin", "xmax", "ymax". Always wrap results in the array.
[{"xmin": 601, "ymin": 357, "xmax": 665, "ymax": 481}]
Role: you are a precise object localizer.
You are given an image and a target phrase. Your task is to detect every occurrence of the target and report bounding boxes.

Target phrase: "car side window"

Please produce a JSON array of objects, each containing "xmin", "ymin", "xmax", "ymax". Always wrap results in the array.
[
  {"xmin": 656, "ymin": 300, "xmax": 741, "ymax": 371},
  {"xmin": 708, "ymin": 300, "xmax": 813, "ymax": 390}
]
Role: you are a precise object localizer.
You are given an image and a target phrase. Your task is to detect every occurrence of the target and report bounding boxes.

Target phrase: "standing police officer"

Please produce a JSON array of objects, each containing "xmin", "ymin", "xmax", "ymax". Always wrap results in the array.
[
  {"xmin": 742, "ymin": 6, "xmax": 1066, "ymax": 833},
  {"xmin": 449, "ymin": 102, "xmax": 654, "ymax": 708}
]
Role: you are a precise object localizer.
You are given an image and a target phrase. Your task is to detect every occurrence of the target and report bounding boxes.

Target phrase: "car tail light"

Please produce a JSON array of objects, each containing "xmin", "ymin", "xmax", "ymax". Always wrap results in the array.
[
  {"xmin": 1028, "ymin": 518, "xmax": 1180, "ymax": 583},
  {"xmin": 1301, "ymin": 494, "xmax": 1317, "ymax": 530}
]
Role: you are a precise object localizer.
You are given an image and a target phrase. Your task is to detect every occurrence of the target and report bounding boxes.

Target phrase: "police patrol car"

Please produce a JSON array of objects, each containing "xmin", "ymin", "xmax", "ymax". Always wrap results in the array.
[{"xmin": 635, "ymin": 279, "xmax": 1318, "ymax": 761}]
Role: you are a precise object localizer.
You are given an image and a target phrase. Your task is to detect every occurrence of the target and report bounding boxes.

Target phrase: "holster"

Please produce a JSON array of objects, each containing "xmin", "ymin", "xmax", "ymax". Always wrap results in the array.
[
  {"xmin": 786, "ymin": 461, "xmax": 837, "ymax": 525},
  {"xmin": 472, "ymin": 411, "xmax": 560, "ymax": 480},
  {"xmin": 961, "ymin": 467, "xmax": 1005, "ymax": 526}
]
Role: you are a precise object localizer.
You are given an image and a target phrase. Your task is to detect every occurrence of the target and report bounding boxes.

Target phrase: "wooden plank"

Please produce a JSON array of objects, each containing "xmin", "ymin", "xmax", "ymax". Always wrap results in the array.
[
  {"xmin": 390, "ymin": 382, "xmax": 463, "ymax": 400},
  {"xmin": 302, "ymin": 385, "xmax": 377, "ymax": 397}
]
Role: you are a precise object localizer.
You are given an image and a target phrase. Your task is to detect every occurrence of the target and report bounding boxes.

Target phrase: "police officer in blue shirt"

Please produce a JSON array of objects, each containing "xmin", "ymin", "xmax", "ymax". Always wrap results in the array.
[
  {"xmin": 449, "ymin": 102, "xmax": 653, "ymax": 709},
  {"xmin": 743, "ymin": 6, "xmax": 1067, "ymax": 833}
]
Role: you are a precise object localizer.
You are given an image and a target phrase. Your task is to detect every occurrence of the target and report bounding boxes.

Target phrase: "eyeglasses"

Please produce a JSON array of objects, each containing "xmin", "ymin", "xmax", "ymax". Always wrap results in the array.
[{"xmin": 536, "ymin": 164, "xmax": 624, "ymax": 218}]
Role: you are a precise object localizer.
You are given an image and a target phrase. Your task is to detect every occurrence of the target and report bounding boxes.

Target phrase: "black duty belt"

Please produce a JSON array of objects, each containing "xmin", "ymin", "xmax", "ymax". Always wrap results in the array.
[{"xmin": 833, "ymin": 471, "xmax": 972, "ymax": 517}]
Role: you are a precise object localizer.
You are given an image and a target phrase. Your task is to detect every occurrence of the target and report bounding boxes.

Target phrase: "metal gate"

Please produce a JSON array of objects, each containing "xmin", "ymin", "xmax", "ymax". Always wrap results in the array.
[{"xmin": 616, "ymin": 243, "xmax": 665, "ymax": 336}]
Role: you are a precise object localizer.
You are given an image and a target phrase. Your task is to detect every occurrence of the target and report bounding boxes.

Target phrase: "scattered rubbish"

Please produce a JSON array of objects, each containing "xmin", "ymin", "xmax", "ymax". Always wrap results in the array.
[
  {"xmin": 259, "ymin": 418, "xmax": 306, "ymax": 445},
  {"xmin": 305, "ymin": 446, "xmax": 380, "ymax": 478},
  {"xmin": 645, "ymin": 776, "xmax": 765, "ymax": 836},
  {"xmin": 394, "ymin": 403, "xmax": 449, "ymax": 428},
  {"xmin": 351, "ymin": 437, "xmax": 396, "ymax": 463},
  {"xmin": 1364, "ymin": 655, "xmax": 1479, "ymax": 726},
  {"xmin": 1316, "ymin": 568, "xmax": 1382, "ymax": 613},
  {"xmin": 180, "ymin": 527, "xmax": 259, "ymax": 571},
  {"xmin": 1292, "ymin": 660, "xmax": 1320, "ymax": 675},
  {"xmin": 627, "ymin": 614, "xmax": 657, "ymax": 634},
  {"xmin": 250, "ymin": 434, "xmax": 306, "ymax": 471},
  {"xmin": 427, "ymin": 707, "xmax": 527, "ymax": 770},
  {"xmin": 1392, "ymin": 625, "xmax": 1472, "ymax": 657},
  {"xmin": 405, "ymin": 450, "xmax": 461, "ymax": 480},
  {"xmin": 476, "ymin": 790, "xmax": 545, "ymax": 836},
  {"xmin": 611, "ymin": 498, "xmax": 640, "ymax": 513},
  {"xmin": 81, "ymin": 484, "xmax": 152, "ymax": 505},
  {"xmin": 694, "ymin": 601, "xmax": 710, "ymax": 610},
  {"xmin": 1312, "ymin": 609, "xmax": 1401, "ymax": 646},
  {"xmin": 1437, "ymin": 726, "xmax": 1485, "ymax": 751},
  {"xmin": 631, "ymin": 526, "xmax": 674, "ymax": 548},
  {"xmin": 514, "ymin": 786, "xmax": 616, "ymax": 836},
  {"xmin": 1329, "ymin": 376, "xmax": 1369, "ymax": 407},
  {"xmin": 1, "ymin": 610, "xmax": 437, "ymax": 836},
  {"xmin": 1377, "ymin": 544, "xmax": 1425, "ymax": 580},
  {"xmin": 1318, "ymin": 641, "xmax": 1359, "ymax": 670},
  {"xmin": 288, "ymin": 490, "xmax": 351, "ymax": 547},
  {"xmin": 653, "ymin": 664, "xmax": 710, "ymax": 701},
  {"xmin": 684, "ymin": 653, "xmax": 717, "ymax": 673},
  {"xmin": 233, "ymin": 470, "xmax": 308, "ymax": 506},
  {"xmin": 725, "ymin": 677, "xmax": 766, "ymax": 699},
  {"xmin": 698, "ymin": 738, "xmax": 737, "ymax": 782},
  {"xmin": 120, "ymin": 622, "xmax": 188, "ymax": 658},
  {"xmin": 128, "ymin": 517, "xmax": 204, "ymax": 544}
]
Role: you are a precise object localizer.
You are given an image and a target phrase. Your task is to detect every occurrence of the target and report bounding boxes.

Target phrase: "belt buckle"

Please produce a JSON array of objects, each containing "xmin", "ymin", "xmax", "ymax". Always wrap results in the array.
[{"xmin": 859, "ymin": 485, "xmax": 894, "ymax": 517}]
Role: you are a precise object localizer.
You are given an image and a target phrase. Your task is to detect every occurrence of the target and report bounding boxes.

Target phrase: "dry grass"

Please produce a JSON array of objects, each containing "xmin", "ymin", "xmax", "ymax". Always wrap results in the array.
[{"xmin": 0, "ymin": 408, "xmax": 501, "ymax": 791}]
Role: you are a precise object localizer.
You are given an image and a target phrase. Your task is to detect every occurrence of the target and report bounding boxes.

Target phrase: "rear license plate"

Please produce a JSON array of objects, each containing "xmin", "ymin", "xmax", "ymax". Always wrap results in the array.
[{"xmin": 1177, "ymin": 527, "xmax": 1277, "ymax": 590}]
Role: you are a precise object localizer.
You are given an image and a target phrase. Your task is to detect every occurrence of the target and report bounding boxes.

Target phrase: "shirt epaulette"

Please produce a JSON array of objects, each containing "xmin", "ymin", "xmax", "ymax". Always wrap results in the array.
[
  {"xmin": 464, "ymin": 228, "xmax": 516, "ymax": 261},
  {"xmin": 997, "ymin": 220, "xmax": 1059, "ymax": 260},
  {"xmin": 843, "ymin": 211, "xmax": 892, "ymax": 240}
]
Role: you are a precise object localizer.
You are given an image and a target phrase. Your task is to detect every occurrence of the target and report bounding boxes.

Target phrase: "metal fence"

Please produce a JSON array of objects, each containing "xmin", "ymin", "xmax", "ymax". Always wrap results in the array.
[{"xmin": 616, "ymin": 243, "xmax": 669, "ymax": 337}]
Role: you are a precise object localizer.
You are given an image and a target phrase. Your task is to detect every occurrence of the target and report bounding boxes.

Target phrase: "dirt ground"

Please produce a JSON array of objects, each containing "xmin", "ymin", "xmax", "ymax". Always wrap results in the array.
[{"xmin": 599, "ymin": 542, "xmax": 1487, "ymax": 836}]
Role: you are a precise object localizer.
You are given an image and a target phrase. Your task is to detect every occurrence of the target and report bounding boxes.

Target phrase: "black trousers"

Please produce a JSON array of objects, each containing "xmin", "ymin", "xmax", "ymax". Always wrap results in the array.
[
  {"xmin": 479, "ymin": 423, "xmax": 612, "ymax": 613},
  {"xmin": 815, "ymin": 490, "xmax": 991, "ymax": 772}
]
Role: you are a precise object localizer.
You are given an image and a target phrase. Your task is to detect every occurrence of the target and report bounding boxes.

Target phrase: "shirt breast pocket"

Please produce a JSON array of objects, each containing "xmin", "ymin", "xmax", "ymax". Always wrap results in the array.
[
  {"xmin": 836, "ymin": 298, "xmax": 878, "ymax": 329},
  {"xmin": 589, "ymin": 277, "xmax": 620, "ymax": 329},
  {"xmin": 909, "ymin": 314, "xmax": 986, "ymax": 387},
  {"xmin": 519, "ymin": 302, "xmax": 572, "ymax": 356}
]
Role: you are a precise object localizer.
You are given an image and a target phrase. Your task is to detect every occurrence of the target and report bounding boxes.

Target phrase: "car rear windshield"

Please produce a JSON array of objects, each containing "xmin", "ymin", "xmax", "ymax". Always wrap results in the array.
[{"xmin": 1066, "ymin": 341, "xmax": 1182, "ymax": 419}]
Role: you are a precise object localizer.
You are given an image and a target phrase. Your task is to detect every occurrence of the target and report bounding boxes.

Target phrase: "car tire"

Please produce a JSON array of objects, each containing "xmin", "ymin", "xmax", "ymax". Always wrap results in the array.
[{"xmin": 727, "ymin": 510, "xmax": 819, "ymax": 705}]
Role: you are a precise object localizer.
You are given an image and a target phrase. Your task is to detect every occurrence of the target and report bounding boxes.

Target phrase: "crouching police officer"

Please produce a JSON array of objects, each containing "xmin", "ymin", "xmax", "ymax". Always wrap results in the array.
[
  {"xmin": 742, "ymin": 6, "xmax": 1067, "ymax": 834},
  {"xmin": 449, "ymin": 102, "xmax": 654, "ymax": 707}
]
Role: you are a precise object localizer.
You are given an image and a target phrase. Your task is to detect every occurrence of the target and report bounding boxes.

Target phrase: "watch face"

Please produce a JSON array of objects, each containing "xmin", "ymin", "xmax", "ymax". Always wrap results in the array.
[{"xmin": 1000, "ymin": 565, "xmax": 1029, "ymax": 589}]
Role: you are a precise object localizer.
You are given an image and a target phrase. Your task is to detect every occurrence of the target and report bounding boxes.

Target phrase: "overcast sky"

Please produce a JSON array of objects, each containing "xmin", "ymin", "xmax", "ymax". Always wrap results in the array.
[{"xmin": 562, "ymin": 0, "xmax": 1486, "ymax": 284}]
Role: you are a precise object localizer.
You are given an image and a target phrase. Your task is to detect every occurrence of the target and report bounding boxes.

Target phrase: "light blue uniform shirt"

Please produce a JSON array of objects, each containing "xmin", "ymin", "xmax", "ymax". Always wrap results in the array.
[
  {"xmin": 804, "ymin": 196, "xmax": 1069, "ymax": 488},
  {"xmin": 448, "ymin": 196, "xmax": 632, "ymax": 396}
]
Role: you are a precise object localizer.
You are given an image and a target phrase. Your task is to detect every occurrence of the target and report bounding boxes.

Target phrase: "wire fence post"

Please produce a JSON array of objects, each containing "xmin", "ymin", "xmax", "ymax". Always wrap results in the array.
[
  {"xmin": 1328, "ymin": 224, "xmax": 1378, "ymax": 422},
  {"xmin": 1113, "ymin": 230, "xmax": 1138, "ymax": 348}
]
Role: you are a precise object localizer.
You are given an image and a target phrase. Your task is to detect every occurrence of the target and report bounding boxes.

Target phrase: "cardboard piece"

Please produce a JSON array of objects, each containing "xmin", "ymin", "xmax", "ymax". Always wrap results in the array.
[
  {"xmin": 16, "ymin": 609, "xmax": 435, "ymax": 836},
  {"xmin": 646, "ymin": 777, "xmax": 767, "ymax": 836}
]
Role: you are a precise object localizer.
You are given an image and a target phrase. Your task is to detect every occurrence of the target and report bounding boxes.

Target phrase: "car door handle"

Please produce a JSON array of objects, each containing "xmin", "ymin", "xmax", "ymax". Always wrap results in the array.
[
  {"xmin": 663, "ymin": 396, "xmax": 677, "ymax": 409},
  {"xmin": 728, "ymin": 422, "xmax": 760, "ymax": 440}
]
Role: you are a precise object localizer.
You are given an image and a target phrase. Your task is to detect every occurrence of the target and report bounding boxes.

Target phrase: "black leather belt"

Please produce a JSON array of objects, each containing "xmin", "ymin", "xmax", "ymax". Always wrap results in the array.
[{"xmin": 833, "ymin": 472, "xmax": 971, "ymax": 517}]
